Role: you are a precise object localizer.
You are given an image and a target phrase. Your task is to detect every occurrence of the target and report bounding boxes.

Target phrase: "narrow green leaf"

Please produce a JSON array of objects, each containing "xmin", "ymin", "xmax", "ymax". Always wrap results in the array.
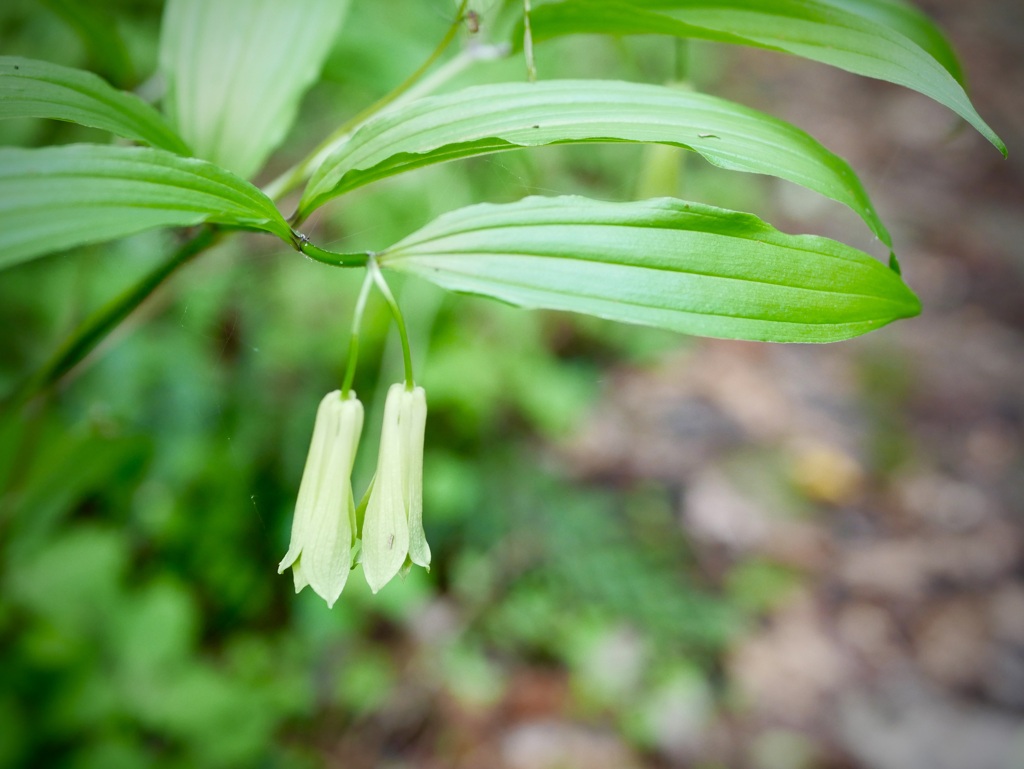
[
  {"xmin": 300, "ymin": 79, "xmax": 889, "ymax": 246},
  {"xmin": 379, "ymin": 196, "xmax": 920, "ymax": 343},
  {"xmin": 0, "ymin": 57, "xmax": 189, "ymax": 154},
  {"xmin": 159, "ymin": 0, "xmax": 350, "ymax": 179},
  {"xmin": 0, "ymin": 144, "xmax": 291, "ymax": 269},
  {"xmin": 521, "ymin": 0, "xmax": 1005, "ymax": 155}
]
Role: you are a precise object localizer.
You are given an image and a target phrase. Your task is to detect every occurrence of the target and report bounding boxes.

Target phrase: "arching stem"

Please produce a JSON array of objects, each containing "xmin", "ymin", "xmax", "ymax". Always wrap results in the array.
[
  {"xmin": 367, "ymin": 257, "xmax": 414, "ymax": 390},
  {"xmin": 341, "ymin": 268, "xmax": 376, "ymax": 398}
]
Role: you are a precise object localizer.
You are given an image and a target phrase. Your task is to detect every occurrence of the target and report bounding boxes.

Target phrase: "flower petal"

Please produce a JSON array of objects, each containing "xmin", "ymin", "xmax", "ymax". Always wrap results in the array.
[
  {"xmin": 404, "ymin": 386, "xmax": 430, "ymax": 569},
  {"xmin": 303, "ymin": 396, "xmax": 362, "ymax": 606},
  {"xmin": 361, "ymin": 384, "xmax": 411, "ymax": 593},
  {"xmin": 278, "ymin": 390, "xmax": 340, "ymax": 573}
]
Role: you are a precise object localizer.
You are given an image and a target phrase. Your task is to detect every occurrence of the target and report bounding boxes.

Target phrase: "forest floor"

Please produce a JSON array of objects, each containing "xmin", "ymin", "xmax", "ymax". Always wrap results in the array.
[{"xmin": 559, "ymin": 1, "xmax": 1024, "ymax": 766}]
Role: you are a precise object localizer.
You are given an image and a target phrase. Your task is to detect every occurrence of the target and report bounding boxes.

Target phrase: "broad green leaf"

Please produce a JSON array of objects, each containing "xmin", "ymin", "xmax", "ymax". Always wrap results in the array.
[
  {"xmin": 0, "ymin": 57, "xmax": 189, "ymax": 154},
  {"xmin": 159, "ymin": 0, "xmax": 350, "ymax": 179},
  {"xmin": 0, "ymin": 144, "xmax": 291, "ymax": 269},
  {"xmin": 379, "ymin": 196, "xmax": 920, "ymax": 343},
  {"xmin": 520, "ymin": 0, "xmax": 1005, "ymax": 155},
  {"xmin": 300, "ymin": 79, "xmax": 890, "ymax": 246}
]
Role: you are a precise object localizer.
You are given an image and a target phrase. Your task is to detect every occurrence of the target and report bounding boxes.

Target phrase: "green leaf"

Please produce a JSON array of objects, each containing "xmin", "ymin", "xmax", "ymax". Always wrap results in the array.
[
  {"xmin": 822, "ymin": 0, "xmax": 964, "ymax": 85},
  {"xmin": 378, "ymin": 196, "xmax": 920, "ymax": 343},
  {"xmin": 0, "ymin": 57, "xmax": 189, "ymax": 154},
  {"xmin": 159, "ymin": 0, "xmax": 350, "ymax": 179},
  {"xmin": 300, "ymin": 79, "xmax": 890, "ymax": 246},
  {"xmin": 520, "ymin": 0, "xmax": 1005, "ymax": 156},
  {"xmin": 0, "ymin": 144, "xmax": 291, "ymax": 269}
]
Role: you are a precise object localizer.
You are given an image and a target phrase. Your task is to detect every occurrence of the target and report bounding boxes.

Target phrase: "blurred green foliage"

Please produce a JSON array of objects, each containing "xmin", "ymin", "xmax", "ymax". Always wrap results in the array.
[{"xmin": 0, "ymin": 1, "xmax": 792, "ymax": 766}]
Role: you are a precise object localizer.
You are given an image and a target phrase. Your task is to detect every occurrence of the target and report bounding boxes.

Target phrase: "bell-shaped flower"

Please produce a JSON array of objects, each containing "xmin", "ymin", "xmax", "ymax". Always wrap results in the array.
[
  {"xmin": 360, "ymin": 383, "xmax": 429, "ymax": 593},
  {"xmin": 278, "ymin": 390, "xmax": 363, "ymax": 607}
]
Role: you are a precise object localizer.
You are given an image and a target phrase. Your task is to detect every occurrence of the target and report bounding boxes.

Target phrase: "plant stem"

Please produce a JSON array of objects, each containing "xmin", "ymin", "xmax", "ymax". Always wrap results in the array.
[
  {"xmin": 8, "ymin": 226, "xmax": 221, "ymax": 407},
  {"xmin": 341, "ymin": 269, "xmax": 375, "ymax": 397},
  {"xmin": 297, "ymin": 238, "xmax": 370, "ymax": 267},
  {"xmin": 263, "ymin": 0, "xmax": 473, "ymax": 206},
  {"xmin": 392, "ymin": 40, "xmax": 510, "ymax": 112},
  {"xmin": 367, "ymin": 258, "xmax": 414, "ymax": 390},
  {"xmin": 523, "ymin": 0, "xmax": 537, "ymax": 81}
]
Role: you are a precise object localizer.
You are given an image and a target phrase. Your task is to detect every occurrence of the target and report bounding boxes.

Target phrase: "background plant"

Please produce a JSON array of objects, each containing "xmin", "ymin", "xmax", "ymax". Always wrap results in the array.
[{"xmin": 0, "ymin": 0, "xmax": 1013, "ymax": 767}]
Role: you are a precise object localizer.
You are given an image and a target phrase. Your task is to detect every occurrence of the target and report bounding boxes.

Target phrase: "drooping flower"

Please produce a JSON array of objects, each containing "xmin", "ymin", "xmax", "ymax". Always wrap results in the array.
[
  {"xmin": 360, "ymin": 383, "xmax": 429, "ymax": 593},
  {"xmin": 278, "ymin": 390, "xmax": 363, "ymax": 607}
]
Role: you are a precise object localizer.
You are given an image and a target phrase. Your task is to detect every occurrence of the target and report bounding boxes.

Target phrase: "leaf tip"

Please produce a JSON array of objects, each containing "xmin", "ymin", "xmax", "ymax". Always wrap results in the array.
[{"xmin": 897, "ymin": 284, "xmax": 923, "ymax": 320}]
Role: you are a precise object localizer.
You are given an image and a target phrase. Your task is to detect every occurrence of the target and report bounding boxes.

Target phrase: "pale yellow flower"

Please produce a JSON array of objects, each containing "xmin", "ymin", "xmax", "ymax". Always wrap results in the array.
[
  {"xmin": 278, "ymin": 390, "xmax": 363, "ymax": 607},
  {"xmin": 360, "ymin": 383, "xmax": 429, "ymax": 593}
]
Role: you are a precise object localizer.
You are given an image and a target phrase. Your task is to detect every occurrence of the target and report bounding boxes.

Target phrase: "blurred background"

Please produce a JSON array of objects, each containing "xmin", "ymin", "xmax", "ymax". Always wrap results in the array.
[{"xmin": 0, "ymin": 1, "xmax": 1022, "ymax": 767}]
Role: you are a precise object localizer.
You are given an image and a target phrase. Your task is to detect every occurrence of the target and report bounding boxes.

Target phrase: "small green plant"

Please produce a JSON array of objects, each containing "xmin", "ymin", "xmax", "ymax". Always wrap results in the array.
[{"xmin": 0, "ymin": 0, "xmax": 1004, "ymax": 604}]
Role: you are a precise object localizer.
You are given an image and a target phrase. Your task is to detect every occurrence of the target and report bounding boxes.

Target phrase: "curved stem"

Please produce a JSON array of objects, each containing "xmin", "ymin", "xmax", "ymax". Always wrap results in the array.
[
  {"xmin": 390, "ymin": 40, "xmax": 510, "ymax": 111},
  {"xmin": 342, "ymin": 0, "xmax": 470, "ymax": 134},
  {"xmin": 367, "ymin": 257, "xmax": 414, "ymax": 390},
  {"xmin": 6, "ymin": 226, "xmax": 221, "ymax": 408},
  {"xmin": 264, "ymin": 0, "xmax": 472, "ymax": 206},
  {"xmin": 341, "ymin": 269, "xmax": 375, "ymax": 397},
  {"xmin": 296, "ymin": 236, "xmax": 370, "ymax": 267}
]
